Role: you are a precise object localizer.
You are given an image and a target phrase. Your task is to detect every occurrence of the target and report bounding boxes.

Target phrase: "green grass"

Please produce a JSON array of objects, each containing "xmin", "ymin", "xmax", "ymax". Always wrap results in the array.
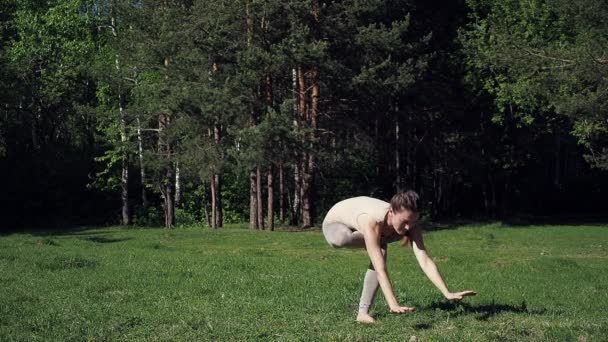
[{"xmin": 1, "ymin": 223, "xmax": 607, "ymax": 341}]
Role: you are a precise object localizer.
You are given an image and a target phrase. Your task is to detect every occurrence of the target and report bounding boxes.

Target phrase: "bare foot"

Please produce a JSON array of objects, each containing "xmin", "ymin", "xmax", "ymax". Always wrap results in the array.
[{"xmin": 356, "ymin": 312, "xmax": 375, "ymax": 324}]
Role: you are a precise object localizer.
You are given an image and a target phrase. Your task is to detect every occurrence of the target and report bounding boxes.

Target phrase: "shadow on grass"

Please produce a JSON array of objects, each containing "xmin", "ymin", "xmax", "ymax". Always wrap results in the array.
[
  {"xmin": 502, "ymin": 215, "xmax": 608, "ymax": 227},
  {"xmin": 0, "ymin": 225, "xmax": 164, "ymax": 238},
  {"xmin": 374, "ymin": 300, "xmax": 548, "ymax": 326},
  {"xmin": 426, "ymin": 220, "xmax": 495, "ymax": 232},
  {"xmin": 426, "ymin": 300, "xmax": 548, "ymax": 321},
  {"xmin": 0, "ymin": 225, "xmax": 108, "ymax": 237},
  {"xmin": 84, "ymin": 236, "xmax": 132, "ymax": 244},
  {"xmin": 426, "ymin": 215, "xmax": 608, "ymax": 232},
  {"xmin": 37, "ymin": 256, "xmax": 98, "ymax": 271},
  {"xmin": 411, "ymin": 322, "xmax": 432, "ymax": 330},
  {"xmin": 276, "ymin": 226, "xmax": 321, "ymax": 232}
]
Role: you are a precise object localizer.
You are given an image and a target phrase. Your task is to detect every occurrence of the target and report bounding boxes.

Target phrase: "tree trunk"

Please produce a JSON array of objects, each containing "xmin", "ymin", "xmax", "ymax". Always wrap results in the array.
[
  {"xmin": 250, "ymin": 170, "xmax": 258, "ymax": 229},
  {"xmin": 265, "ymin": 70, "xmax": 274, "ymax": 231},
  {"xmin": 159, "ymin": 55, "xmax": 174, "ymax": 228},
  {"xmin": 214, "ymin": 173, "xmax": 222, "ymax": 228},
  {"xmin": 175, "ymin": 161, "xmax": 181, "ymax": 207},
  {"xmin": 482, "ymin": 180, "xmax": 489, "ymax": 214},
  {"xmin": 297, "ymin": 64, "xmax": 308, "ymax": 213},
  {"xmin": 297, "ymin": 55, "xmax": 320, "ymax": 228},
  {"xmin": 202, "ymin": 186, "xmax": 210, "ymax": 227},
  {"xmin": 311, "ymin": 0, "xmax": 320, "ymax": 21},
  {"xmin": 436, "ymin": 172, "xmax": 442, "ymax": 217},
  {"xmin": 554, "ymin": 130, "xmax": 561, "ymax": 188},
  {"xmin": 299, "ymin": 154, "xmax": 306, "ymax": 222},
  {"xmin": 249, "ymin": 101, "xmax": 259, "ymax": 229},
  {"xmin": 210, "ymin": 173, "xmax": 222, "ymax": 228},
  {"xmin": 279, "ymin": 163, "xmax": 284, "ymax": 223},
  {"xmin": 30, "ymin": 102, "xmax": 39, "ymax": 151},
  {"xmin": 245, "ymin": 0, "xmax": 253, "ymax": 47},
  {"xmin": 301, "ymin": 154, "xmax": 313, "ymax": 228},
  {"xmin": 120, "ymin": 154, "xmax": 129, "ymax": 225},
  {"xmin": 292, "ymin": 68, "xmax": 298, "ymax": 121},
  {"xmin": 116, "ymin": 66, "xmax": 129, "ymax": 224},
  {"xmin": 290, "ymin": 67, "xmax": 301, "ymax": 226},
  {"xmin": 394, "ymin": 103, "xmax": 401, "ymax": 193},
  {"xmin": 257, "ymin": 166, "xmax": 264, "ymax": 229},
  {"xmin": 111, "ymin": 14, "xmax": 129, "ymax": 225},
  {"xmin": 408, "ymin": 105, "xmax": 418, "ymax": 190},
  {"xmin": 213, "ymin": 124, "xmax": 223, "ymax": 228},
  {"xmin": 210, "ymin": 173, "xmax": 216, "ymax": 229},
  {"xmin": 297, "ymin": 65, "xmax": 307, "ymax": 122},
  {"xmin": 286, "ymin": 177, "xmax": 293, "ymax": 222},
  {"xmin": 268, "ymin": 166, "xmax": 274, "ymax": 231},
  {"xmin": 266, "ymin": 73, "xmax": 273, "ymax": 108},
  {"xmin": 245, "ymin": 5, "xmax": 259, "ymax": 230},
  {"xmin": 291, "ymin": 159, "xmax": 301, "ymax": 225},
  {"xmin": 120, "ymin": 98, "xmax": 129, "ymax": 225},
  {"xmin": 136, "ymin": 117, "xmax": 148, "ymax": 207},
  {"xmin": 301, "ymin": 64, "xmax": 319, "ymax": 228},
  {"xmin": 375, "ymin": 118, "xmax": 380, "ymax": 177},
  {"xmin": 159, "ymin": 112, "xmax": 174, "ymax": 228},
  {"xmin": 165, "ymin": 163, "xmax": 175, "ymax": 228}
]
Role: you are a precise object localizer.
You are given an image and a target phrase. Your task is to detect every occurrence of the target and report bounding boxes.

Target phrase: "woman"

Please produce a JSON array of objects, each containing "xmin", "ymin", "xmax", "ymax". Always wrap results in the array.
[{"xmin": 322, "ymin": 191, "xmax": 476, "ymax": 323}]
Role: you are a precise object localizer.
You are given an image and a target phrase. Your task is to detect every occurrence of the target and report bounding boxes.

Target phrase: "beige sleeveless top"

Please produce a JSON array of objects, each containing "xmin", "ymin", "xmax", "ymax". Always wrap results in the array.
[{"xmin": 322, "ymin": 196, "xmax": 390, "ymax": 231}]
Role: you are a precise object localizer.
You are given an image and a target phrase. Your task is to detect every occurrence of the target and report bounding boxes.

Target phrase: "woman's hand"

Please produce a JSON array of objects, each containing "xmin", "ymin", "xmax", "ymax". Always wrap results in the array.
[
  {"xmin": 389, "ymin": 305, "xmax": 416, "ymax": 313},
  {"xmin": 445, "ymin": 290, "xmax": 477, "ymax": 301}
]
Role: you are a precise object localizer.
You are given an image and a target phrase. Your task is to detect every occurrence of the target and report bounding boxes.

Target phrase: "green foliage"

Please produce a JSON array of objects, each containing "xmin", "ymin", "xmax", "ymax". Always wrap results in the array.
[
  {"xmin": 354, "ymin": 18, "xmax": 422, "ymax": 92},
  {"xmin": 9, "ymin": 0, "xmax": 96, "ymax": 117},
  {"xmin": 232, "ymin": 109, "xmax": 301, "ymax": 171},
  {"xmin": 3, "ymin": 0, "xmax": 608, "ymax": 228},
  {"xmin": 132, "ymin": 205, "xmax": 163, "ymax": 227},
  {"xmin": 90, "ymin": 149, "xmax": 124, "ymax": 192},
  {"xmin": 174, "ymin": 208, "xmax": 199, "ymax": 228},
  {"xmin": 178, "ymin": 182, "xmax": 208, "ymax": 224},
  {"xmin": 219, "ymin": 168, "xmax": 250, "ymax": 224},
  {"xmin": 462, "ymin": 0, "xmax": 608, "ymax": 169}
]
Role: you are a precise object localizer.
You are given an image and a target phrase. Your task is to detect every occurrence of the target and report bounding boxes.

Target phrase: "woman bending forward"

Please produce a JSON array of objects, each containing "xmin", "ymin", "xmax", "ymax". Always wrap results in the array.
[{"xmin": 322, "ymin": 191, "xmax": 476, "ymax": 323}]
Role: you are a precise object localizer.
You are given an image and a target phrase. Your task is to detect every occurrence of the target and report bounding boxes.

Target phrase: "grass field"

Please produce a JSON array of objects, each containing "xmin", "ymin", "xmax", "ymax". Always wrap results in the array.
[{"xmin": 1, "ymin": 223, "xmax": 607, "ymax": 341}]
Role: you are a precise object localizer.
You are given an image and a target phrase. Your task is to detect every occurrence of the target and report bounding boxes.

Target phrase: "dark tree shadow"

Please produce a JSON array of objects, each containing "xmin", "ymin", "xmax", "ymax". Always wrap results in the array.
[
  {"xmin": 372, "ymin": 300, "xmax": 549, "ymax": 326},
  {"xmin": 277, "ymin": 226, "xmax": 321, "ymax": 232},
  {"xmin": 1, "ymin": 225, "xmax": 163, "ymax": 237},
  {"xmin": 425, "ymin": 300, "xmax": 548, "ymax": 321},
  {"xmin": 425, "ymin": 220, "xmax": 495, "ymax": 232},
  {"xmin": 412, "ymin": 322, "xmax": 432, "ymax": 330},
  {"xmin": 501, "ymin": 215, "xmax": 608, "ymax": 227},
  {"xmin": 1, "ymin": 225, "xmax": 108, "ymax": 237},
  {"xmin": 424, "ymin": 216, "xmax": 608, "ymax": 232},
  {"xmin": 85, "ymin": 236, "xmax": 132, "ymax": 244}
]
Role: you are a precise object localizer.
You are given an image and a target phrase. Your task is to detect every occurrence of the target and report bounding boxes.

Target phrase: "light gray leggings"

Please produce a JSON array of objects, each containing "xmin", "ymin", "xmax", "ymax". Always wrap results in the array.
[{"xmin": 322, "ymin": 222, "xmax": 387, "ymax": 314}]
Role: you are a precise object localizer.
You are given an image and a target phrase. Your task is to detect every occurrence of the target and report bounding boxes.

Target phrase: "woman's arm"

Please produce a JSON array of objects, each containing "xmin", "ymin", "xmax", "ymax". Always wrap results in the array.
[
  {"xmin": 359, "ymin": 215, "xmax": 414, "ymax": 313},
  {"xmin": 410, "ymin": 228, "xmax": 476, "ymax": 300}
]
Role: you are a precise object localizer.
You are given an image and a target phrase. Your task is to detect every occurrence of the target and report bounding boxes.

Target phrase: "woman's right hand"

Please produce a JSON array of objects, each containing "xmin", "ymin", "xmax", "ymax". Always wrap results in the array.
[
  {"xmin": 389, "ymin": 305, "xmax": 415, "ymax": 313},
  {"xmin": 445, "ymin": 290, "xmax": 477, "ymax": 301}
]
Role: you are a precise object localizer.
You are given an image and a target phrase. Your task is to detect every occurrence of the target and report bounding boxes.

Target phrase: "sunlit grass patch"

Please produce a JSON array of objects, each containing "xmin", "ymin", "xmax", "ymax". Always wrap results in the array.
[{"xmin": 0, "ymin": 223, "xmax": 607, "ymax": 340}]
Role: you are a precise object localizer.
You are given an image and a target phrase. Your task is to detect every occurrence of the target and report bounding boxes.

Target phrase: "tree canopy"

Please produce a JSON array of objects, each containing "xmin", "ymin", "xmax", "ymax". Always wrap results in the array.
[{"xmin": 1, "ymin": 0, "xmax": 606, "ymax": 230}]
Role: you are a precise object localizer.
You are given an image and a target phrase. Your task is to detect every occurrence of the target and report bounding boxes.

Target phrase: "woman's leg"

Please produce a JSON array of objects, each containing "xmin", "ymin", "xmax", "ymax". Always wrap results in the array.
[
  {"xmin": 357, "ymin": 243, "xmax": 387, "ymax": 321},
  {"xmin": 322, "ymin": 222, "xmax": 366, "ymax": 248}
]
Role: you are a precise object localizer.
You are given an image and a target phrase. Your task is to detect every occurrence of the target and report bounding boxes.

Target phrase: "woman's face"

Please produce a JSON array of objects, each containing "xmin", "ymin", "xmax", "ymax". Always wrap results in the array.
[{"xmin": 389, "ymin": 208, "xmax": 418, "ymax": 235}]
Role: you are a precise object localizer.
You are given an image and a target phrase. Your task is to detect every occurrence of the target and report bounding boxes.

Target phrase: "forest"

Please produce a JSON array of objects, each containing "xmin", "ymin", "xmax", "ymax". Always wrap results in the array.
[{"xmin": 1, "ymin": 0, "xmax": 607, "ymax": 230}]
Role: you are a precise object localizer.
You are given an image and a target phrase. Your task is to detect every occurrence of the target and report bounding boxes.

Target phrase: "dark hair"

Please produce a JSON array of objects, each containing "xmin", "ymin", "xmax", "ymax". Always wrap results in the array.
[{"xmin": 390, "ymin": 190, "xmax": 419, "ymax": 213}]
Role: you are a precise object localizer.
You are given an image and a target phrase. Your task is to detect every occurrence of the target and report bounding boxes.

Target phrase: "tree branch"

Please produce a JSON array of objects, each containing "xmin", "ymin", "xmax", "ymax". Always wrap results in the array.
[
  {"xmin": 519, "ymin": 46, "xmax": 575, "ymax": 64},
  {"xmin": 594, "ymin": 56, "xmax": 608, "ymax": 65}
]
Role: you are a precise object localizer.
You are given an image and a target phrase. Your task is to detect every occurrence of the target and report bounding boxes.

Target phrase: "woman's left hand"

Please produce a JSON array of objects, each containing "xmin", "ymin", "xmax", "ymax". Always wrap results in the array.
[{"xmin": 445, "ymin": 290, "xmax": 477, "ymax": 301}]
